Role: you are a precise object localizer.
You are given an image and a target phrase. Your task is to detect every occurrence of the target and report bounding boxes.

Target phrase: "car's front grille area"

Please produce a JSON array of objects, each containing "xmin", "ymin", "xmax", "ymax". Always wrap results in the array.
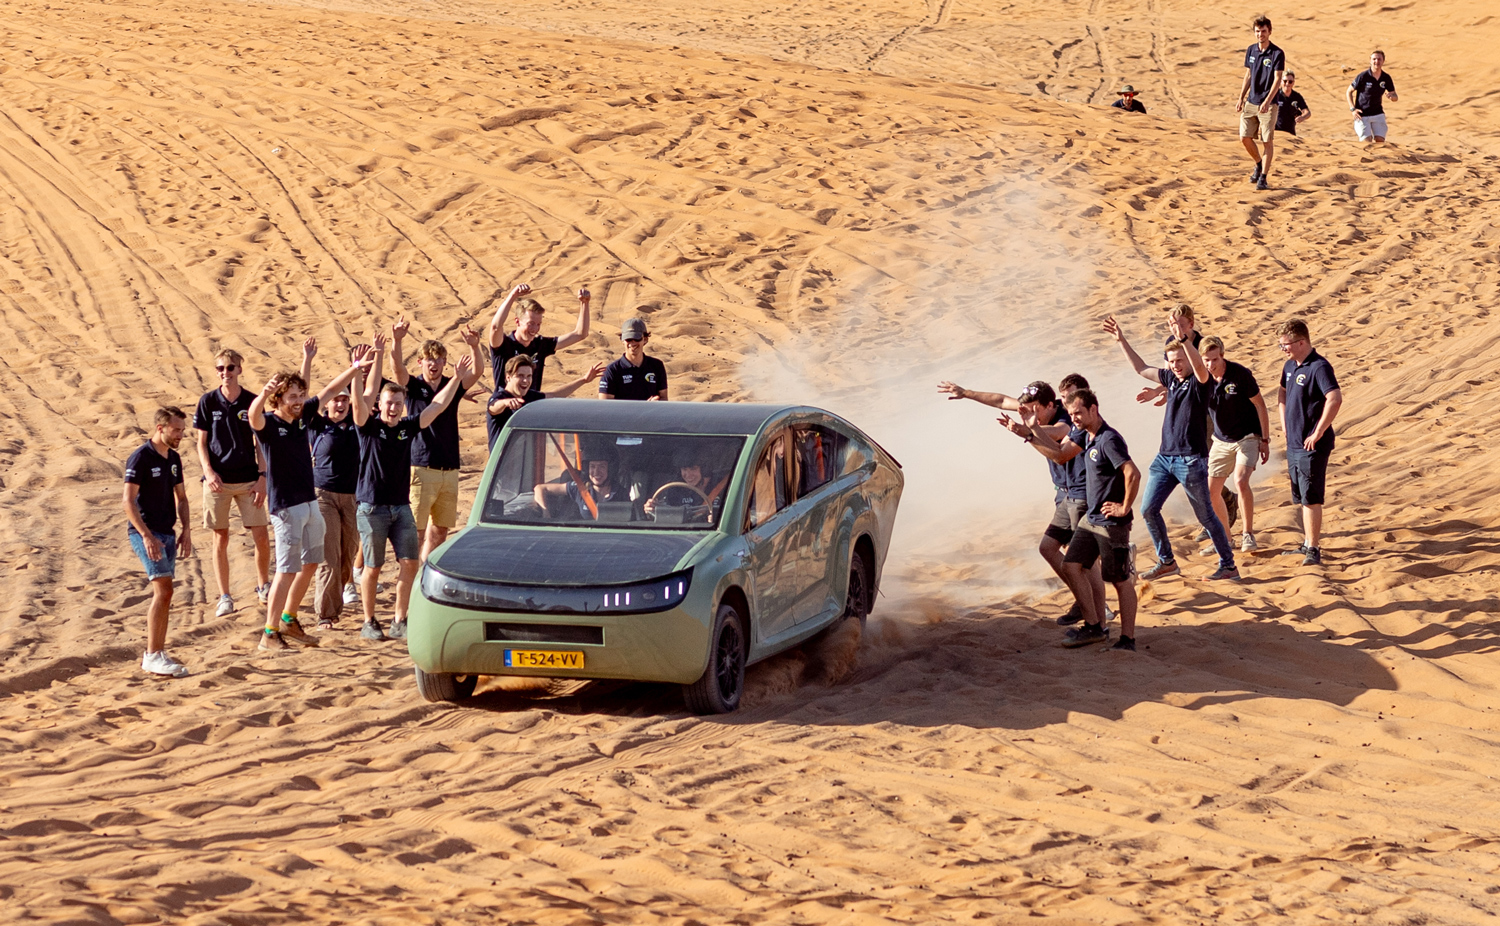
[{"xmin": 484, "ymin": 622, "xmax": 604, "ymax": 645}]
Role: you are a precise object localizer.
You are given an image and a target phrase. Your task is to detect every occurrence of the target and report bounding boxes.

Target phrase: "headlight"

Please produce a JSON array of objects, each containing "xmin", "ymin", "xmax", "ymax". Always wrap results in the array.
[{"xmin": 420, "ymin": 565, "xmax": 693, "ymax": 615}]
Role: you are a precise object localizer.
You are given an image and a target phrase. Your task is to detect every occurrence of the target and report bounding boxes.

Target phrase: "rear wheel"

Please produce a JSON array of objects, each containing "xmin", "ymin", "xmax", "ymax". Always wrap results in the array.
[
  {"xmin": 413, "ymin": 666, "xmax": 478, "ymax": 702},
  {"xmin": 682, "ymin": 603, "xmax": 746, "ymax": 714},
  {"xmin": 842, "ymin": 548, "xmax": 873, "ymax": 625}
]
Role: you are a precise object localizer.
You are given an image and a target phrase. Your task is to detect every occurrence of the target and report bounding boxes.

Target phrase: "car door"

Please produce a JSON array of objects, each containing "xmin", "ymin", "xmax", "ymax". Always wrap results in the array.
[
  {"xmin": 742, "ymin": 430, "xmax": 802, "ymax": 642},
  {"xmin": 789, "ymin": 423, "xmax": 850, "ymax": 624}
]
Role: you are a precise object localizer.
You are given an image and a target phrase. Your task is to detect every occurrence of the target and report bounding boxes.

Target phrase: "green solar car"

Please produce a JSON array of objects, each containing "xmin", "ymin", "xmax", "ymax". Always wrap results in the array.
[{"xmin": 407, "ymin": 401, "xmax": 903, "ymax": 714}]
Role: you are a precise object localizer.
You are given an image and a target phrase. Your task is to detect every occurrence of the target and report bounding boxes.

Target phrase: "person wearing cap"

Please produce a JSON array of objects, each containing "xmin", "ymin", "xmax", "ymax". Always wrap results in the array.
[
  {"xmin": 1112, "ymin": 86, "xmax": 1147, "ymax": 114},
  {"xmin": 1274, "ymin": 72, "xmax": 1312, "ymax": 136},
  {"xmin": 600, "ymin": 317, "xmax": 669, "ymax": 401}
]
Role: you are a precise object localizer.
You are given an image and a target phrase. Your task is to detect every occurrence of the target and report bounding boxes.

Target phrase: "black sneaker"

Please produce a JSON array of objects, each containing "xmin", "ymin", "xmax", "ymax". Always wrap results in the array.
[
  {"xmin": 1111, "ymin": 635, "xmax": 1136, "ymax": 652},
  {"xmin": 1281, "ymin": 544, "xmax": 1311, "ymax": 557},
  {"xmin": 1063, "ymin": 622, "xmax": 1108, "ymax": 648},
  {"xmin": 1302, "ymin": 547, "xmax": 1323, "ymax": 566},
  {"xmin": 389, "ymin": 618, "xmax": 408, "ymax": 639},
  {"xmin": 1056, "ymin": 602, "xmax": 1085, "ymax": 626},
  {"xmin": 360, "ymin": 619, "xmax": 386, "ymax": 641},
  {"xmin": 1256, "ymin": 176, "xmax": 1270, "ymax": 191},
  {"xmin": 1223, "ymin": 487, "xmax": 1239, "ymax": 529},
  {"xmin": 1250, "ymin": 164, "xmax": 1263, "ymax": 183}
]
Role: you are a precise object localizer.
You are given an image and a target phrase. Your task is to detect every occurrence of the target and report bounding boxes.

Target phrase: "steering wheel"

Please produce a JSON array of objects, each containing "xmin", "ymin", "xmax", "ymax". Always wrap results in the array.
[{"xmin": 649, "ymin": 481, "xmax": 709, "ymax": 520}]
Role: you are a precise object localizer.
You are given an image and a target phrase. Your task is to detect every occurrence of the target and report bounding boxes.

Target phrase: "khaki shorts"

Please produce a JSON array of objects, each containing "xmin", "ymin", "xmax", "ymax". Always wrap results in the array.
[
  {"xmin": 1208, "ymin": 435, "xmax": 1263, "ymax": 479},
  {"xmin": 1239, "ymin": 102, "xmax": 1278, "ymax": 143},
  {"xmin": 411, "ymin": 466, "xmax": 460, "ymax": 530},
  {"xmin": 202, "ymin": 479, "xmax": 270, "ymax": 530}
]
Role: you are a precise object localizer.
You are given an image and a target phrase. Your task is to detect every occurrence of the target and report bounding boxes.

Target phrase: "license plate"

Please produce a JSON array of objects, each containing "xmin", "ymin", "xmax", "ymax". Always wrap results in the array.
[{"xmin": 504, "ymin": 649, "xmax": 585, "ymax": 669}]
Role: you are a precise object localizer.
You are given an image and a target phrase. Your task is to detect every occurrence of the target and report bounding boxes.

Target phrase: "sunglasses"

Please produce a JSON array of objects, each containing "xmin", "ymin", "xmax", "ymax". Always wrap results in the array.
[
  {"xmin": 215, "ymin": 364, "xmax": 238, "ymax": 373},
  {"xmin": 624, "ymin": 337, "xmax": 643, "ymax": 344},
  {"xmin": 1019, "ymin": 385, "xmax": 1044, "ymax": 400}
]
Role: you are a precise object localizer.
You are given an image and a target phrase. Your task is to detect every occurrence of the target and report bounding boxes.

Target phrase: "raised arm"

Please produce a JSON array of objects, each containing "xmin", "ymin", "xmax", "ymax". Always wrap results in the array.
[
  {"xmin": 458, "ymin": 324, "xmax": 483, "ymax": 390},
  {"xmin": 354, "ymin": 333, "xmax": 386, "ymax": 426},
  {"xmin": 556, "ymin": 287, "xmax": 591, "ymax": 350},
  {"xmin": 390, "ymin": 319, "xmax": 411, "ymax": 387},
  {"xmin": 544, "ymin": 361, "xmax": 608, "ymax": 398},
  {"xmin": 1103, "ymin": 315, "xmax": 1159, "ymax": 383},
  {"xmin": 937, "ymin": 381, "xmax": 1020, "ymax": 411},
  {"xmin": 1002, "ymin": 408, "xmax": 1083, "ymax": 464},
  {"xmin": 486, "ymin": 283, "xmax": 531, "ymax": 348},
  {"xmin": 418, "ymin": 354, "xmax": 474, "ymax": 429},
  {"xmin": 246, "ymin": 376, "xmax": 282, "ymax": 432},
  {"xmin": 300, "ymin": 336, "xmax": 316, "ymax": 385},
  {"xmin": 317, "ymin": 346, "xmax": 374, "ymax": 406},
  {"xmin": 1184, "ymin": 335, "xmax": 1210, "ymax": 384}
]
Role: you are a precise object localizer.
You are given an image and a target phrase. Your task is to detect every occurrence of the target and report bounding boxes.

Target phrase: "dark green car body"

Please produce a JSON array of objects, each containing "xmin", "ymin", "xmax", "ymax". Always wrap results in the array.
[{"xmin": 407, "ymin": 401, "xmax": 902, "ymax": 712}]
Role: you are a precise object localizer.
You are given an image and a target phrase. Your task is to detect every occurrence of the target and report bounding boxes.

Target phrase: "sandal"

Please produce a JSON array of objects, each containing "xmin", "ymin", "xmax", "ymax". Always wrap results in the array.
[{"xmin": 316, "ymin": 618, "xmax": 337, "ymax": 631}]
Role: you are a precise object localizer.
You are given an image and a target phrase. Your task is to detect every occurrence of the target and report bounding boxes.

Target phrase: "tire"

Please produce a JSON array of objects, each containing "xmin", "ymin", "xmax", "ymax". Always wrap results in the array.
[
  {"xmin": 682, "ymin": 603, "xmax": 746, "ymax": 714},
  {"xmin": 842, "ymin": 548, "xmax": 873, "ymax": 626},
  {"xmin": 413, "ymin": 665, "xmax": 478, "ymax": 703}
]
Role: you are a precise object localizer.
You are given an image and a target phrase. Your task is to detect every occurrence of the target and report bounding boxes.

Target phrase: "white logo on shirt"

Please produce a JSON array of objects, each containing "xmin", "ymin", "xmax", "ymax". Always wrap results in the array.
[
  {"xmin": 172, "ymin": 464, "xmax": 180, "ymax": 477},
  {"xmin": 1089, "ymin": 448, "xmax": 1100, "ymax": 462},
  {"xmin": 622, "ymin": 374, "xmax": 634, "ymax": 384},
  {"xmin": 1296, "ymin": 373, "xmax": 1308, "ymax": 386},
  {"xmin": 645, "ymin": 373, "xmax": 657, "ymax": 384},
  {"xmin": 150, "ymin": 467, "xmax": 162, "ymax": 477},
  {"xmin": 1224, "ymin": 384, "xmax": 1238, "ymax": 396}
]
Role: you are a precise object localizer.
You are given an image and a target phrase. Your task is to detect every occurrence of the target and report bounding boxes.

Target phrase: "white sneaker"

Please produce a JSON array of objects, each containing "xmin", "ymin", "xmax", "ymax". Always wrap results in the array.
[
  {"xmin": 256, "ymin": 583, "xmax": 271, "ymax": 604},
  {"xmin": 216, "ymin": 594, "xmax": 235, "ymax": 617},
  {"xmin": 1242, "ymin": 532, "xmax": 1259, "ymax": 552},
  {"xmin": 142, "ymin": 650, "xmax": 189, "ymax": 678},
  {"xmin": 342, "ymin": 582, "xmax": 359, "ymax": 605}
]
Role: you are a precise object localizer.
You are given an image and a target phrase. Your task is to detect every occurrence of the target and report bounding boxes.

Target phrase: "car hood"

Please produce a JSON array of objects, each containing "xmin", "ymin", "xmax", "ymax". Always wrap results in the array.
[{"xmin": 433, "ymin": 526, "xmax": 711, "ymax": 586}]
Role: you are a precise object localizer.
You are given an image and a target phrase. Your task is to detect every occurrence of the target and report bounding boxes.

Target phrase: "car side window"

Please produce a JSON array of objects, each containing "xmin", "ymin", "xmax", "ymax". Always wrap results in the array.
[
  {"xmin": 745, "ymin": 432, "xmax": 793, "ymax": 530},
  {"xmin": 793, "ymin": 424, "xmax": 847, "ymax": 498}
]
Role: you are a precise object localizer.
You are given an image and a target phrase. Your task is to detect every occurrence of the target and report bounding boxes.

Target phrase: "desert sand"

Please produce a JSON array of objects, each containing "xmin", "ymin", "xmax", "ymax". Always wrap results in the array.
[{"xmin": 4, "ymin": 0, "xmax": 1500, "ymax": 921}]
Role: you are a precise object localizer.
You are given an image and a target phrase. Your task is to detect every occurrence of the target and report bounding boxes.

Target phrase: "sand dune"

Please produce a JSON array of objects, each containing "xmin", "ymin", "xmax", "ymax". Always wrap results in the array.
[{"xmin": 4, "ymin": 0, "xmax": 1500, "ymax": 921}]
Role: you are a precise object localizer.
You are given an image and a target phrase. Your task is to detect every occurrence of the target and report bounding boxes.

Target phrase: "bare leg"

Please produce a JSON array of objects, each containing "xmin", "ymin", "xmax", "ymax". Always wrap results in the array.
[
  {"xmin": 1039, "ymin": 535, "xmax": 1068, "ymax": 583},
  {"xmin": 1303, "ymin": 504, "xmax": 1323, "ymax": 548},
  {"xmin": 1089, "ymin": 564, "xmax": 1108, "ymax": 623},
  {"xmin": 146, "ymin": 578, "xmax": 173, "ymax": 651},
  {"xmin": 250, "ymin": 525, "xmax": 271, "ymax": 588},
  {"xmin": 1260, "ymin": 138, "xmax": 1275, "ymax": 178},
  {"xmin": 265, "ymin": 572, "xmax": 297, "ymax": 631},
  {"xmin": 1063, "ymin": 563, "xmax": 1098, "ymax": 625},
  {"xmin": 361, "ymin": 565, "xmax": 382, "ymax": 623},
  {"xmin": 1209, "ymin": 474, "xmax": 1231, "ymax": 536},
  {"xmin": 1234, "ymin": 465, "xmax": 1256, "ymax": 535},
  {"xmin": 420, "ymin": 525, "xmax": 451, "ymax": 564},
  {"xmin": 212, "ymin": 528, "xmax": 231, "ymax": 596},
  {"xmin": 394, "ymin": 558, "xmax": 420, "ymax": 619},
  {"xmin": 1240, "ymin": 137, "xmax": 1262, "ymax": 164},
  {"xmin": 285, "ymin": 563, "xmax": 318, "ymax": 617},
  {"xmin": 1113, "ymin": 579, "xmax": 1138, "ymax": 639}
]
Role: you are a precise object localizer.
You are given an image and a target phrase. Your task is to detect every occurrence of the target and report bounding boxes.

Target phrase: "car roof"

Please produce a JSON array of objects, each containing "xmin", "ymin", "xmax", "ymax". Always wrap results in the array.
[{"xmin": 507, "ymin": 400, "xmax": 818, "ymax": 436}]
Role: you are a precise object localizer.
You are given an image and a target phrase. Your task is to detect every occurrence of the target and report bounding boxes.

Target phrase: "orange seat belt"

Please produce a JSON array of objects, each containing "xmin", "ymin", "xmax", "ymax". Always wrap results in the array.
[{"xmin": 549, "ymin": 432, "xmax": 598, "ymax": 519}]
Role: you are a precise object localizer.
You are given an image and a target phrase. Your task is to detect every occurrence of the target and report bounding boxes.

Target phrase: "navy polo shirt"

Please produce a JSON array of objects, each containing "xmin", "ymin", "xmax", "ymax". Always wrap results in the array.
[
  {"xmin": 1282, "ymin": 350, "xmax": 1340, "ymax": 453},
  {"xmin": 1244, "ymin": 42, "xmax": 1286, "ymax": 106},
  {"xmin": 308, "ymin": 413, "xmax": 360, "ymax": 495},
  {"xmin": 408, "ymin": 375, "xmax": 468, "ymax": 471},
  {"xmin": 1350, "ymin": 70, "xmax": 1395, "ymax": 116},
  {"xmin": 356, "ymin": 414, "xmax": 423, "ymax": 506},
  {"xmin": 257, "ymin": 398, "xmax": 320, "ymax": 514},
  {"xmin": 125, "ymin": 442, "xmax": 184, "ymax": 535},
  {"xmin": 1208, "ymin": 361, "xmax": 1263, "ymax": 442},
  {"xmin": 193, "ymin": 387, "xmax": 260, "ymax": 484},
  {"xmin": 1275, "ymin": 89, "xmax": 1309, "ymax": 134},
  {"xmin": 1157, "ymin": 367, "xmax": 1212, "ymax": 457},
  {"xmin": 1049, "ymin": 406, "xmax": 1087, "ymax": 501},
  {"xmin": 486, "ymin": 387, "xmax": 545, "ymax": 451},
  {"xmin": 1081, "ymin": 424, "xmax": 1133, "ymax": 527},
  {"xmin": 491, "ymin": 334, "xmax": 557, "ymax": 391},
  {"xmin": 600, "ymin": 355, "xmax": 668, "ymax": 401}
]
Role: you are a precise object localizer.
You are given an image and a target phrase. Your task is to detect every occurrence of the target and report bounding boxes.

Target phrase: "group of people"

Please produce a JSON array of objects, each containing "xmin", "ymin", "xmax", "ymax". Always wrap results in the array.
[
  {"xmin": 939, "ymin": 305, "xmax": 1342, "ymax": 652},
  {"xmin": 124, "ymin": 286, "xmax": 672, "ymax": 677},
  {"xmin": 1110, "ymin": 15, "xmax": 1399, "ymax": 190}
]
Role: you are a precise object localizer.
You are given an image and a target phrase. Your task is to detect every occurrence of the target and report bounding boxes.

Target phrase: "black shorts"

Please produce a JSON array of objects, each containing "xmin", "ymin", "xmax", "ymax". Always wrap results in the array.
[
  {"xmin": 1064, "ymin": 520, "xmax": 1133, "ymax": 583},
  {"xmin": 1286, "ymin": 449, "xmax": 1331, "ymax": 506},
  {"xmin": 1043, "ymin": 496, "xmax": 1087, "ymax": 544}
]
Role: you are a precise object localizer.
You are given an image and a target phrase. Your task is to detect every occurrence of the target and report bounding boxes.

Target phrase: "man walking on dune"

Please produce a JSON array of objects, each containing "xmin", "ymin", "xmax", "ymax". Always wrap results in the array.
[
  {"xmin": 1277, "ymin": 319, "xmax": 1342, "ymax": 566},
  {"xmin": 1348, "ymin": 50, "xmax": 1399, "ymax": 143},
  {"xmin": 1235, "ymin": 14, "xmax": 1285, "ymax": 191},
  {"xmin": 125, "ymin": 407, "xmax": 194, "ymax": 678}
]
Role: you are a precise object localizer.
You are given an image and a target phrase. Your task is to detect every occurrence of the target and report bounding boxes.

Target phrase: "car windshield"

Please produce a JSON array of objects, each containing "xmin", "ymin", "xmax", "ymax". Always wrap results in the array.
[{"xmin": 480, "ymin": 430, "xmax": 746, "ymax": 530}]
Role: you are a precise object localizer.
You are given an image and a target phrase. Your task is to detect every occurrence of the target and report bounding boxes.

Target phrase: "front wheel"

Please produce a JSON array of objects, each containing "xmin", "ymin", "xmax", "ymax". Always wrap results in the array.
[
  {"xmin": 414, "ymin": 665, "xmax": 478, "ymax": 702},
  {"xmin": 682, "ymin": 603, "xmax": 746, "ymax": 714},
  {"xmin": 842, "ymin": 548, "xmax": 873, "ymax": 625}
]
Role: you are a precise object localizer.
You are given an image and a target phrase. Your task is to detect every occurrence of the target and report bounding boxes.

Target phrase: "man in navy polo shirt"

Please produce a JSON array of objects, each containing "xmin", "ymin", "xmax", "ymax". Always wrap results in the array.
[
  {"xmin": 352, "ymin": 332, "xmax": 472, "ymax": 641},
  {"xmin": 1019, "ymin": 389, "xmax": 1142, "ymax": 651},
  {"xmin": 1201, "ymin": 337, "xmax": 1271, "ymax": 552},
  {"xmin": 124, "ymin": 407, "xmax": 194, "ymax": 678},
  {"xmin": 600, "ymin": 317, "xmax": 669, "ymax": 401},
  {"xmin": 1105, "ymin": 315, "xmax": 1238, "ymax": 581},
  {"xmin": 1235, "ymin": 14, "xmax": 1285, "ymax": 190},
  {"xmin": 486, "ymin": 355, "xmax": 606, "ymax": 451},
  {"xmin": 485, "ymin": 283, "xmax": 592, "ymax": 391},
  {"xmin": 1347, "ymin": 50, "xmax": 1399, "ymax": 143},
  {"xmin": 1277, "ymin": 319, "xmax": 1343, "ymax": 565},
  {"xmin": 249, "ymin": 343, "xmax": 371, "ymax": 650},
  {"xmin": 308, "ymin": 376, "xmax": 362, "ymax": 630}
]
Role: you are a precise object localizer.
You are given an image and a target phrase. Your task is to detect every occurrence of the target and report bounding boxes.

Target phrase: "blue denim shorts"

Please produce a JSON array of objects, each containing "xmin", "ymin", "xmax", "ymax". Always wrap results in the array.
[
  {"xmin": 129, "ymin": 529, "xmax": 177, "ymax": 580},
  {"xmin": 356, "ymin": 503, "xmax": 419, "ymax": 568}
]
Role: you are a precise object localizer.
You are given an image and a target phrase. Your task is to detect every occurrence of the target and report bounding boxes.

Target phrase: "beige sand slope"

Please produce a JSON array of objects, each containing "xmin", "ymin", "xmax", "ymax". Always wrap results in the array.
[{"xmin": 4, "ymin": 0, "xmax": 1500, "ymax": 921}]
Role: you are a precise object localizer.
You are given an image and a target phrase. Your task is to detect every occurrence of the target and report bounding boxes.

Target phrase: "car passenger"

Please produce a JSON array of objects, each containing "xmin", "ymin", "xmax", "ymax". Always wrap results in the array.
[{"xmin": 535, "ymin": 453, "xmax": 625, "ymax": 519}]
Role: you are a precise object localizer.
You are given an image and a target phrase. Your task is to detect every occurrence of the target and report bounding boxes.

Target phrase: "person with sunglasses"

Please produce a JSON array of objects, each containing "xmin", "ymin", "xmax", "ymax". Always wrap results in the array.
[
  {"xmin": 1276, "ymin": 319, "xmax": 1342, "ymax": 565},
  {"xmin": 1273, "ymin": 72, "xmax": 1311, "ymax": 136},
  {"xmin": 195, "ymin": 347, "xmax": 276, "ymax": 618},
  {"xmin": 600, "ymin": 317, "xmax": 668, "ymax": 401},
  {"xmin": 1112, "ymin": 85, "xmax": 1147, "ymax": 114}
]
